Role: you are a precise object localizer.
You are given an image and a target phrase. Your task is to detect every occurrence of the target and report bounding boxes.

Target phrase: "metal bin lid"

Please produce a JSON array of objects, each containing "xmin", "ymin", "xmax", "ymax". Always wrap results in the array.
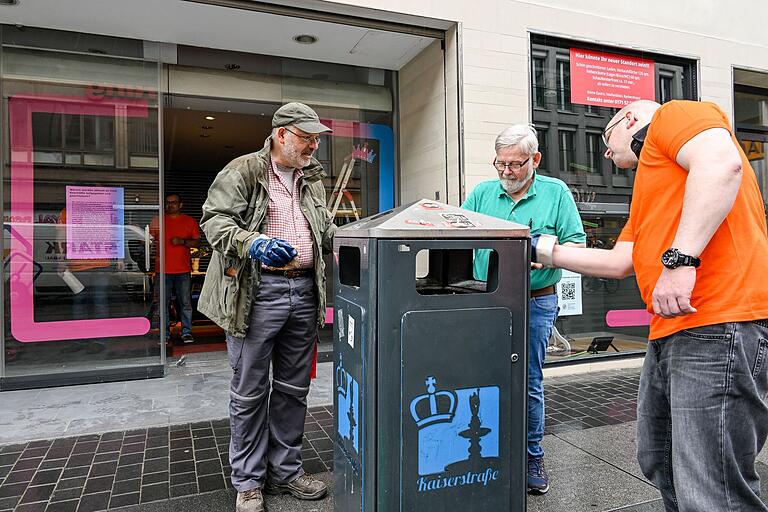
[{"xmin": 335, "ymin": 199, "xmax": 530, "ymax": 239}]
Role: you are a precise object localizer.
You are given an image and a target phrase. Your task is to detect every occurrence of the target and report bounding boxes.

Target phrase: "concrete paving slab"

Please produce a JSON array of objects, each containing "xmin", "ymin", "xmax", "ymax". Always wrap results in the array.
[
  {"xmin": 527, "ymin": 434, "xmax": 658, "ymax": 512},
  {"xmin": 609, "ymin": 499, "xmax": 664, "ymax": 512},
  {"xmin": 65, "ymin": 410, "xmax": 172, "ymax": 435},
  {"xmin": 555, "ymin": 421, "xmax": 644, "ymax": 480}
]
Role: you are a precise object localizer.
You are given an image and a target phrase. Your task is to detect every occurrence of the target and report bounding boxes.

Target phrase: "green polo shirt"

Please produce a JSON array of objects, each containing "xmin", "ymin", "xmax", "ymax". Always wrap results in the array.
[{"xmin": 461, "ymin": 174, "xmax": 585, "ymax": 290}]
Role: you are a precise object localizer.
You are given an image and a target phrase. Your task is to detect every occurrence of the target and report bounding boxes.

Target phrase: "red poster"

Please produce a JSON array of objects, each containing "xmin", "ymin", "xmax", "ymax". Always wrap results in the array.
[{"xmin": 569, "ymin": 48, "xmax": 655, "ymax": 108}]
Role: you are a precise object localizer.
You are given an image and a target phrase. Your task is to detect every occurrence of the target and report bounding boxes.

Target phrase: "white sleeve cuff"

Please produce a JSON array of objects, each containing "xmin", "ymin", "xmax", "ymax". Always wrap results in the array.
[{"xmin": 537, "ymin": 234, "xmax": 558, "ymax": 268}]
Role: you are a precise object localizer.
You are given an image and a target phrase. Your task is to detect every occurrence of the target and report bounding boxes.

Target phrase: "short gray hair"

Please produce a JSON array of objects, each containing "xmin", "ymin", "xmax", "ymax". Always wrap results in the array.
[{"xmin": 494, "ymin": 124, "xmax": 538, "ymax": 155}]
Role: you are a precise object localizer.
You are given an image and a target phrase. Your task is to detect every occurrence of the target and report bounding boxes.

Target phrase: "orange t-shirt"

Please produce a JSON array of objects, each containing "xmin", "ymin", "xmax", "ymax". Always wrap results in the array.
[
  {"xmin": 150, "ymin": 214, "xmax": 200, "ymax": 274},
  {"xmin": 618, "ymin": 100, "xmax": 768, "ymax": 339}
]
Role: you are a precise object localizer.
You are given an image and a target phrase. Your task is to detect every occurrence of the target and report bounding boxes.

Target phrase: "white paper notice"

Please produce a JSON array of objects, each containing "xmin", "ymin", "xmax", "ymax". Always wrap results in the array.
[{"xmin": 556, "ymin": 270, "xmax": 583, "ymax": 316}]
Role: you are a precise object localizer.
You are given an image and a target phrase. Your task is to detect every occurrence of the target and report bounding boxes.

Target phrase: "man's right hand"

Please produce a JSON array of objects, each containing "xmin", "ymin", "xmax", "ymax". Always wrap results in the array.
[{"xmin": 248, "ymin": 236, "xmax": 298, "ymax": 267}]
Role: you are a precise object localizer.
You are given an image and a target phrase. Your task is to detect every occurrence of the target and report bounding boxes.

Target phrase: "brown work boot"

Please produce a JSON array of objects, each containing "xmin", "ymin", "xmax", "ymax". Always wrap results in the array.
[
  {"xmin": 264, "ymin": 474, "xmax": 328, "ymax": 500},
  {"xmin": 236, "ymin": 488, "xmax": 264, "ymax": 512}
]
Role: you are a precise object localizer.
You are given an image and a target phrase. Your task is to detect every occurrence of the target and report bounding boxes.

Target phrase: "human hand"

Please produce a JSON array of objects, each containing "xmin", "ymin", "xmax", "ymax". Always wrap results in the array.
[
  {"xmin": 171, "ymin": 237, "xmax": 185, "ymax": 246},
  {"xmin": 651, "ymin": 267, "xmax": 697, "ymax": 318},
  {"xmin": 248, "ymin": 237, "xmax": 298, "ymax": 267}
]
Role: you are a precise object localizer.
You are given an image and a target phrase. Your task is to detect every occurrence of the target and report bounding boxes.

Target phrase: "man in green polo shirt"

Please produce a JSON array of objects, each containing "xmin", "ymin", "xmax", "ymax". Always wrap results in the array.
[{"xmin": 462, "ymin": 124, "xmax": 585, "ymax": 495}]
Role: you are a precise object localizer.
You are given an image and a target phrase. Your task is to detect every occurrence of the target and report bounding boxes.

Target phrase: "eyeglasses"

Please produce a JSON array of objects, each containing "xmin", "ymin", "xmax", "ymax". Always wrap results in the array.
[
  {"xmin": 601, "ymin": 116, "xmax": 627, "ymax": 147},
  {"xmin": 284, "ymin": 127, "xmax": 322, "ymax": 145},
  {"xmin": 493, "ymin": 157, "xmax": 530, "ymax": 171}
]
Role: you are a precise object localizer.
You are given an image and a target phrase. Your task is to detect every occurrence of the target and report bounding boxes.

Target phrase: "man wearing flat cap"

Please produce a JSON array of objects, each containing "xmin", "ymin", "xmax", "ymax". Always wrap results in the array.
[{"xmin": 199, "ymin": 102, "xmax": 335, "ymax": 512}]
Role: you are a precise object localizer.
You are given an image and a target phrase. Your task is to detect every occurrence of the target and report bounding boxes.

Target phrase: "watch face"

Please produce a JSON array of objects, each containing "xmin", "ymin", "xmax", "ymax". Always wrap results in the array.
[{"xmin": 661, "ymin": 249, "xmax": 679, "ymax": 268}]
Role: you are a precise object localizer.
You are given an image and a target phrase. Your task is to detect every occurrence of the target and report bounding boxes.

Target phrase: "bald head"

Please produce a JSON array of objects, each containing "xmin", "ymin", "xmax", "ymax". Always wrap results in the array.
[
  {"xmin": 609, "ymin": 100, "xmax": 661, "ymax": 126},
  {"xmin": 603, "ymin": 100, "xmax": 662, "ymax": 169}
]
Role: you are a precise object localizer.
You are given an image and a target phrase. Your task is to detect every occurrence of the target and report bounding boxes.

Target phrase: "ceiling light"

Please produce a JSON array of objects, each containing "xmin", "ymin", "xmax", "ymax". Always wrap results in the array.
[
  {"xmin": 200, "ymin": 134, "xmax": 211, "ymax": 138},
  {"xmin": 293, "ymin": 34, "xmax": 318, "ymax": 45},
  {"xmin": 205, "ymin": 116, "xmax": 215, "ymax": 120},
  {"xmin": 0, "ymin": 0, "xmax": 20, "ymax": 6}
]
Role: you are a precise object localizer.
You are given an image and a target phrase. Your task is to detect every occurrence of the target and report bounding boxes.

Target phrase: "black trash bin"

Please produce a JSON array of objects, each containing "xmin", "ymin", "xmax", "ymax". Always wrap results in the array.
[{"xmin": 333, "ymin": 199, "xmax": 530, "ymax": 512}]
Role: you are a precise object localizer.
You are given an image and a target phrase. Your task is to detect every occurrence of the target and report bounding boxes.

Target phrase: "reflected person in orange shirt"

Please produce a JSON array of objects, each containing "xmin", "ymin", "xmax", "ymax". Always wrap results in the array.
[{"xmin": 150, "ymin": 193, "xmax": 200, "ymax": 344}]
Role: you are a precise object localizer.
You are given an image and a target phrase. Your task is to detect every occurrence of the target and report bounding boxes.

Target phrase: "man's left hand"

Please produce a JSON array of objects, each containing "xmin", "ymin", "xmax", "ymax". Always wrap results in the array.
[
  {"xmin": 651, "ymin": 267, "xmax": 697, "ymax": 318},
  {"xmin": 171, "ymin": 237, "xmax": 185, "ymax": 246}
]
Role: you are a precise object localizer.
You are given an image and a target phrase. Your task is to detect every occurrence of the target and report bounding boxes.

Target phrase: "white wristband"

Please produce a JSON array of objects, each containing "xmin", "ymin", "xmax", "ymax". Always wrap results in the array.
[{"xmin": 536, "ymin": 234, "xmax": 558, "ymax": 268}]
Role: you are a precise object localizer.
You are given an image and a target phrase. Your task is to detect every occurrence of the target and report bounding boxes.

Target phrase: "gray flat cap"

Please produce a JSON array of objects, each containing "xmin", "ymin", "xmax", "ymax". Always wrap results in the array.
[{"xmin": 272, "ymin": 102, "xmax": 332, "ymax": 134}]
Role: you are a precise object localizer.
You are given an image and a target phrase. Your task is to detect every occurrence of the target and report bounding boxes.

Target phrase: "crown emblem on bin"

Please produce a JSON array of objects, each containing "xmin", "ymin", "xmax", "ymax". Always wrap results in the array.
[
  {"xmin": 336, "ymin": 354, "xmax": 348, "ymax": 398},
  {"xmin": 409, "ymin": 376, "xmax": 457, "ymax": 428}
]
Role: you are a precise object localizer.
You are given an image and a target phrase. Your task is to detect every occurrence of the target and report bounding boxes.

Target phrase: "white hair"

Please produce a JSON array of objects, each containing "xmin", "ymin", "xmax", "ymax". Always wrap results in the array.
[{"xmin": 494, "ymin": 124, "xmax": 539, "ymax": 155}]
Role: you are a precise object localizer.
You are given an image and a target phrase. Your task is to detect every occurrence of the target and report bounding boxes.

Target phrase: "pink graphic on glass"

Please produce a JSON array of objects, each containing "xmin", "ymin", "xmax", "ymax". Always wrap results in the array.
[
  {"xmin": 9, "ymin": 94, "xmax": 151, "ymax": 342},
  {"xmin": 605, "ymin": 309, "xmax": 652, "ymax": 327}
]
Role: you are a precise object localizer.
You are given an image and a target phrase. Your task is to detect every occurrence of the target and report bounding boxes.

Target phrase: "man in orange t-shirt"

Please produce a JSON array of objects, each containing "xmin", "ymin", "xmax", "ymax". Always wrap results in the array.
[
  {"xmin": 533, "ymin": 100, "xmax": 768, "ymax": 511},
  {"xmin": 150, "ymin": 193, "xmax": 200, "ymax": 343}
]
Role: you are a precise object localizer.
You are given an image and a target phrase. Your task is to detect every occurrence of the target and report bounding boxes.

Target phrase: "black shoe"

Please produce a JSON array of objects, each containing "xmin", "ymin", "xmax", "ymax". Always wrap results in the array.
[
  {"xmin": 181, "ymin": 334, "xmax": 194, "ymax": 344},
  {"xmin": 527, "ymin": 455, "xmax": 550, "ymax": 495}
]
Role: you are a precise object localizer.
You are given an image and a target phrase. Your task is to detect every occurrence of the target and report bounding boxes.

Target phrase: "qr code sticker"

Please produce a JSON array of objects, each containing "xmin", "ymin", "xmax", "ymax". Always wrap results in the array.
[{"xmin": 560, "ymin": 281, "xmax": 576, "ymax": 301}]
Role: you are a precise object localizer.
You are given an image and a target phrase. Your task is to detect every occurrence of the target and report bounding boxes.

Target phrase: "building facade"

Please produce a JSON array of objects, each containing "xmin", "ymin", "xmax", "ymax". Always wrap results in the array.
[{"xmin": 1, "ymin": 0, "xmax": 767, "ymax": 389}]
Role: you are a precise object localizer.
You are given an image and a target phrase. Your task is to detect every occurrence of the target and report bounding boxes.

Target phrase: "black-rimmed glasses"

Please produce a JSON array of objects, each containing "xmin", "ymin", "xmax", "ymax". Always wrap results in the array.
[
  {"xmin": 284, "ymin": 127, "xmax": 322, "ymax": 144},
  {"xmin": 493, "ymin": 157, "xmax": 530, "ymax": 171}
]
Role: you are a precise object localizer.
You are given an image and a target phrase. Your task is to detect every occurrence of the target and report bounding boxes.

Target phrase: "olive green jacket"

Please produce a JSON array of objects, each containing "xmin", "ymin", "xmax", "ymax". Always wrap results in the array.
[{"xmin": 197, "ymin": 136, "xmax": 335, "ymax": 337}]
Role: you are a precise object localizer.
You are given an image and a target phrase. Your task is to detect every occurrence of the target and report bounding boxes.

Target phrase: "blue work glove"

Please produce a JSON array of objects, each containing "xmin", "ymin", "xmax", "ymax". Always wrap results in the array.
[
  {"xmin": 531, "ymin": 234, "xmax": 541, "ymax": 263},
  {"xmin": 248, "ymin": 236, "xmax": 298, "ymax": 267}
]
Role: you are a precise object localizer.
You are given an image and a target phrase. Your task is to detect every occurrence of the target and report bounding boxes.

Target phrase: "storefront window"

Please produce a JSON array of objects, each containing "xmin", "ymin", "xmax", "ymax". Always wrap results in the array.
[
  {"xmin": 530, "ymin": 35, "xmax": 698, "ymax": 363},
  {"xmin": 734, "ymin": 69, "xmax": 768, "ymax": 207},
  {"xmin": 1, "ymin": 27, "xmax": 162, "ymax": 387}
]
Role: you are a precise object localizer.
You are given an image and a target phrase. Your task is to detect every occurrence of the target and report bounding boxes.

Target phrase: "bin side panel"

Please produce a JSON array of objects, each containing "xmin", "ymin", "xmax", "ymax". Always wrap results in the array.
[
  {"xmin": 334, "ymin": 297, "xmax": 366, "ymax": 511},
  {"xmin": 333, "ymin": 238, "xmax": 376, "ymax": 512},
  {"xmin": 398, "ymin": 307, "xmax": 523, "ymax": 511}
]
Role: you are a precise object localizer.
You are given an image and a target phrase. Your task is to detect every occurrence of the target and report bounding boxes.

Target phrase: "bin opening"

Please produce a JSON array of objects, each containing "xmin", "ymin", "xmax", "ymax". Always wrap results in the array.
[
  {"xmin": 415, "ymin": 248, "xmax": 498, "ymax": 295},
  {"xmin": 339, "ymin": 246, "xmax": 361, "ymax": 288}
]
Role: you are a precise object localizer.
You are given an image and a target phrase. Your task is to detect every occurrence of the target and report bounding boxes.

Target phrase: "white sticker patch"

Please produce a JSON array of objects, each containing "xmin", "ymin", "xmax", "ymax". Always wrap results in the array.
[{"xmin": 347, "ymin": 315, "xmax": 355, "ymax": 349}]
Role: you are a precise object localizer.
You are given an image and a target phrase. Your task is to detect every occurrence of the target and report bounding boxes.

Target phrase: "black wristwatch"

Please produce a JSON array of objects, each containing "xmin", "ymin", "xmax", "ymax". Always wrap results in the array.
[{"xmin": 661, "ymin": 248, "xmax": 700, "ymax": 269}]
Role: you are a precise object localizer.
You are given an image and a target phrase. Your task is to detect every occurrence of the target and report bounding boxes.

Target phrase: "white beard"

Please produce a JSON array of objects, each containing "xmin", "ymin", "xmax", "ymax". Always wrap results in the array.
[
  {"xmin": 500, "ymin": 165, "xmax": 534, "ymax": 195},
  {"xmin": 283, "ymin": 138, "xmax": 313, "ymax": 168}
]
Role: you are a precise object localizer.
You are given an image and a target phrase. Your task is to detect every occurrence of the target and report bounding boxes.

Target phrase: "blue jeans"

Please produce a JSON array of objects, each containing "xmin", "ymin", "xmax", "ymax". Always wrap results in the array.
[
  {"xmin": 638, "ymin": 320, "xmax": 768, "ymax": 511},
  {"xmin": 528, "ymin": 293, "xmax": 558, "ymax": 458},
  {"xmin": 165, "ymin": 273, "xmax": 193, "ymax": 337}
]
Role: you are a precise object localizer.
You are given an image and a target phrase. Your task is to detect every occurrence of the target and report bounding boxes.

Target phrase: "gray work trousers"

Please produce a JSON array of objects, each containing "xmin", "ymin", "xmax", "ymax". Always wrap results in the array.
[{"xmin": 227, "ymin": 274, "xmax": 317, "ymax": 492}]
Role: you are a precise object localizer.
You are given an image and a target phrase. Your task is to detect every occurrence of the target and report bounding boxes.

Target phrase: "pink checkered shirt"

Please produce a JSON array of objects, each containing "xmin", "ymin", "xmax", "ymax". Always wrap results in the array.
[{"xmin": 264, "ymin": 159, "xmax": 314, "ymax": 269}]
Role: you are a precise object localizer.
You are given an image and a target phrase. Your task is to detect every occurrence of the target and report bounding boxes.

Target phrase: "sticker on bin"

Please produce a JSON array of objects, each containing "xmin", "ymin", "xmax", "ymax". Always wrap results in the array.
[
  {"xmin": 418, "ymin": 201, "xmax": 444, "ymax": 210},
  {"xmin": 347, "ymin": 315, "xmax": 355, "ymax": 348},
  {"xmin": 405, "ymin": 219, "xmax": 435, "ymax": 227},
  {"xmin": 409, "ymin": 375, "xmax": 500, "ymax": 492},
  {"xmin": 440, "ymin": 213, "xmax": 475, "ymax": 228}
]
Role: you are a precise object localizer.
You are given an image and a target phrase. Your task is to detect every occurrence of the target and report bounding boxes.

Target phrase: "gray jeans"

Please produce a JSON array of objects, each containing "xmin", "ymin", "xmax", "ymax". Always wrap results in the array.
[
  {"xmin": 226, "ymin": 274, "xmax": 317, "ymax": 492},
  {"xmin": 637, "ymin": 320, "xmax": 768, "ymax": 512}
]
